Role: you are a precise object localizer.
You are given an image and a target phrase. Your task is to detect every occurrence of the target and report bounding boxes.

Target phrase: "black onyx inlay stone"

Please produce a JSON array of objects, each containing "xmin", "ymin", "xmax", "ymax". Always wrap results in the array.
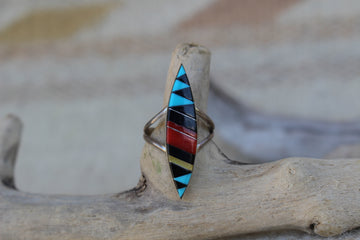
[
  {"xmin": 170, "ymin": 163, "xmax": 192, "ymax": 178},
  {"xmin": 174, "ymin": 181, "xmax": 187, "ymax": 189},
  {"xmin": 170, "ymin": 105, "xmax": 196, "ymax": 118},
  {"xmin": 167, "ymin": 144, "xmax": 195, "ymax": 165},
  {"xmin": 168, "ymin": 108, "xmax": 197, "ymax": 132},
  {"xmin": 173, "ymin": 88, "xmax": 193, "ymax": 101},
  {"xmin": 176, "ymin": 74, "xmax": 189, "ymax": 84}
]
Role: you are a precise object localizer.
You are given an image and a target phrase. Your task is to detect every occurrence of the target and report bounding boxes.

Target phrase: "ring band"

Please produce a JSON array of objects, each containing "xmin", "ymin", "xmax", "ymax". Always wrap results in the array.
[{"xmin": 143, "ymin": 106, "xmax": 215, "ymax": 152}]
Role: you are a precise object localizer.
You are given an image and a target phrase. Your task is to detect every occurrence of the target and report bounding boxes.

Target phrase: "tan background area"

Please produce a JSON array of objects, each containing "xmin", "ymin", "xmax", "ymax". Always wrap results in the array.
[{"xmin": 0, "ymin": 0, "xmax": 359, "ymax": 199}]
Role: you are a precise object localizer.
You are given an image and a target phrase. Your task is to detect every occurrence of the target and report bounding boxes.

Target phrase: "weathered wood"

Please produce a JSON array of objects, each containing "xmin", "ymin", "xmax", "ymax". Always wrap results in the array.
[{"xmin": 0, "ymin": 43, "xmax": 360, "ymax": 240}]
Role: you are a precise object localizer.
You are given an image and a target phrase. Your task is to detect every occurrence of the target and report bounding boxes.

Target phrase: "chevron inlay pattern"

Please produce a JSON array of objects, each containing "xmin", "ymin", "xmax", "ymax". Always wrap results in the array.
[{"xmin": 166, "ymin": 64, "xmax": 197, "ymax": 198}]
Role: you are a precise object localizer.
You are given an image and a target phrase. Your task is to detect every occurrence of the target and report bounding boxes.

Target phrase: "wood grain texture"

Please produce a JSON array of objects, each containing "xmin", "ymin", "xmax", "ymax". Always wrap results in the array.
[{"xmin": 0, "ymin": 43, "xmax": 360, "ymax": 240}]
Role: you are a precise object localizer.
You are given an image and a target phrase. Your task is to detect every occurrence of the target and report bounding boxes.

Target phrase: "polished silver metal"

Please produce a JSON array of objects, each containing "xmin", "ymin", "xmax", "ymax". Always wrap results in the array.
[{"xmin": 143, "ymin": 107, "xmax": 215, "ymax": 152}]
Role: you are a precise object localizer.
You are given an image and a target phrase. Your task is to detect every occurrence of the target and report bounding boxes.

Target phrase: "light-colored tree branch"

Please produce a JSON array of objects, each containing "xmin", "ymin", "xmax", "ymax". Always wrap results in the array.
[{"xmin": 0, "ymin": 43, "xmax": 359, "ymax": 240}]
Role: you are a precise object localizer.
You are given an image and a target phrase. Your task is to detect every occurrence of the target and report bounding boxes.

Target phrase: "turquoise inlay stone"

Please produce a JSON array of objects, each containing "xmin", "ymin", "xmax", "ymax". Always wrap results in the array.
[
  {"xmin": 168, "ymin": 93, "xmax": 193, "ymax": 107},
  {"xmin": 174, "ymin": 173, "xmax": 192, "ymax": 185},
  {"xmin": 177, "ymin": 187, "xmax": 186, "ymax": 198},
  {"xmin": 177, "ymin": 65, "xmax": 186, "ymax": 77},
  {"xmin": 172, "ymin": 80, "xmax": 189, "ymax": 92}
]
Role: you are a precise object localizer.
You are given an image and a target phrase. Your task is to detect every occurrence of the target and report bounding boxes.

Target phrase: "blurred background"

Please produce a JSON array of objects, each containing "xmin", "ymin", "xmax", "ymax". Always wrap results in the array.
[{"xmin": 0, "ymin": 0, "xmax": 360, "ymax": 195}]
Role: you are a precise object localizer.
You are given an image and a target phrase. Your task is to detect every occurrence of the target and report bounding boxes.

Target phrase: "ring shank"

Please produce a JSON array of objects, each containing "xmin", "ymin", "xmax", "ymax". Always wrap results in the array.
[{"xmin": 143, "ymin": 107, "xmax": 214, "ymax": 152}]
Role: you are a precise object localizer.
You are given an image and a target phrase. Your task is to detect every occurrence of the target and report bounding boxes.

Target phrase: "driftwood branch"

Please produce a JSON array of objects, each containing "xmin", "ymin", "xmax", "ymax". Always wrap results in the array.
[{"xmin": 0, "ymin": 43, "xmax": 360, "ymax": 240}]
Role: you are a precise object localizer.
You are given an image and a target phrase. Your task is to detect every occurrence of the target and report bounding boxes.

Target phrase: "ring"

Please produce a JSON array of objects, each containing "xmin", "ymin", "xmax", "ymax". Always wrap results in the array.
[{"xmin": 143, "ymin": 64, "xmax": 215, "ymax": 198}]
